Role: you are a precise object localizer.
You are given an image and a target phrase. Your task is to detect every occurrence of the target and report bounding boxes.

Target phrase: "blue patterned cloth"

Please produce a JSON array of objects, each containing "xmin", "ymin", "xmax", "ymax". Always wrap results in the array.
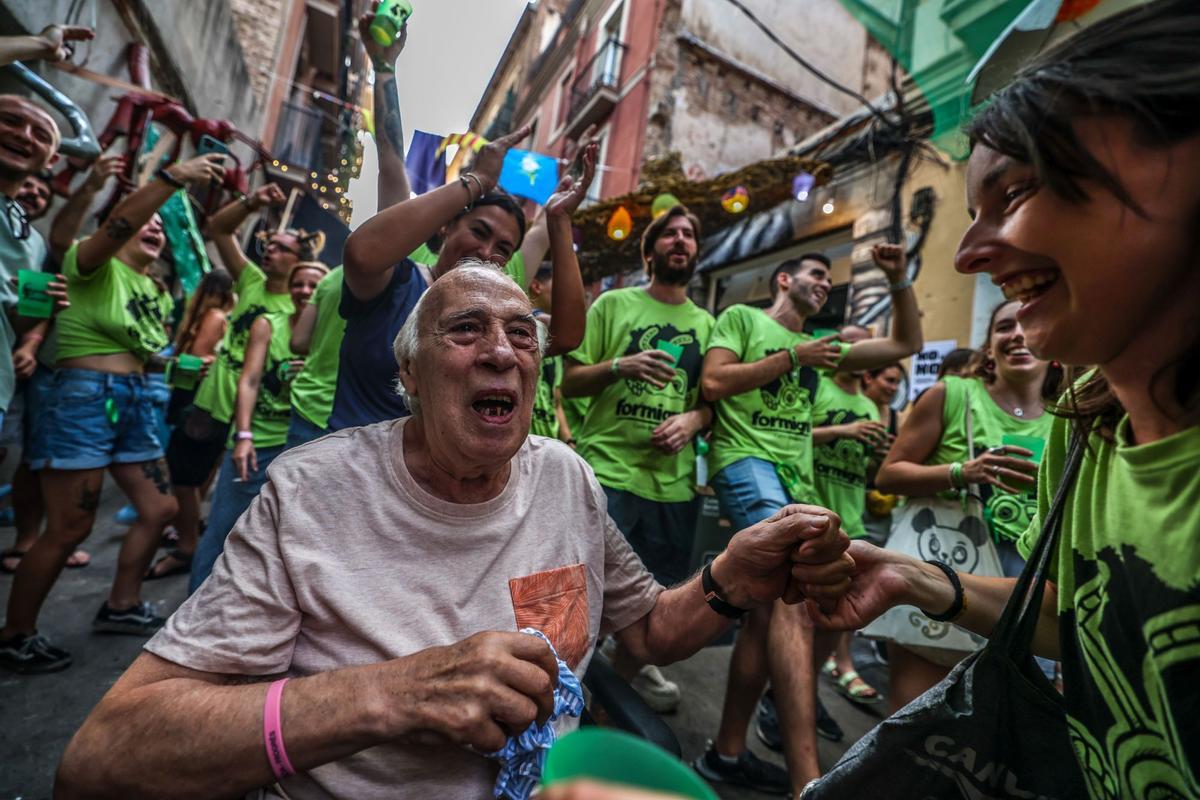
[{"xmin": 488, "ymin": 628, "xmax": 585, "ymax": 800}]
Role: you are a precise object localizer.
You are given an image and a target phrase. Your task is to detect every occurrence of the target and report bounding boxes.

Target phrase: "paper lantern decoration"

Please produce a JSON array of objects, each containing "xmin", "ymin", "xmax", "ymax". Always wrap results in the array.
[
  {"xmin": 721, "ymin": 186, "xmax": 749, "ymax": 214},
  {"xmin": 1055, "ymin": 0, "xmax": 1102, "ymax": 22},
  {"xmin": 607, "ymin": 206, "xmax": 633, "ymax": 241},
  {"xmin": 651, "ymin": 193, "xmax": 682, "ymax": 219},
  {"xmin": 792, "ymin": 171, "xmax": 815, "ymax": 201}
]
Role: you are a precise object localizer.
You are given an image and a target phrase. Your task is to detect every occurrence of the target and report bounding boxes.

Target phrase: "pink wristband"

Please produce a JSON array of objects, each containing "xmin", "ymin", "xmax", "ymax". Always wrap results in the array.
[{"xmin": 263, "ymin": 678, "xmax": 296, "ymax": 781}]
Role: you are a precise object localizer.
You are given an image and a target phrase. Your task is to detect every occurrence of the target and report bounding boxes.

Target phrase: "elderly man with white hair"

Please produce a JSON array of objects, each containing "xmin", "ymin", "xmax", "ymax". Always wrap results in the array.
[{"xmin": 57, "ymin": 264, "xmax": 855, "ymax": 800}]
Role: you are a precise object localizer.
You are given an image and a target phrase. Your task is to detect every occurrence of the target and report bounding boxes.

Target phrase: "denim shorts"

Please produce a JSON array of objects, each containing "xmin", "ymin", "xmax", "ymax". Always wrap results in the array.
[
  {"xmin": 285, "ymin": 409, "xmax": 328, "ymax": 450},
  {"xmin": 710, "ymin": 456, "xmax": 794, "ymax": 533},
  {"xmin": 27, "ymin": 367, "xmax": 165, "ymax": 471}
]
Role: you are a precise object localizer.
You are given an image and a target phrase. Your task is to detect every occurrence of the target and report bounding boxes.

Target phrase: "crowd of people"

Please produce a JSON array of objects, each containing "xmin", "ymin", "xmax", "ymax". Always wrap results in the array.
[{"xmin": 0, "ymin": 1, "xmax": 1197, "ymax": 799}]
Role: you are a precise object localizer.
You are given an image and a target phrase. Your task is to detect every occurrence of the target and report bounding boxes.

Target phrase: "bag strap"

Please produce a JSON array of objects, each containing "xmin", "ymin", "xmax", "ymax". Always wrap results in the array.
[{"xmin": 993, "ymin": 426, "xmax": 1087, "ymax": 653}]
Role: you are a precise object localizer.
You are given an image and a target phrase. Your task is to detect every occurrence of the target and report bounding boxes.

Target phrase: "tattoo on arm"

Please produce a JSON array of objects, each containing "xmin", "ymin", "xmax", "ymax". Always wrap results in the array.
[
  {"xmin": 378, "ymin": 77, "xmax": 405, "ymax": 157},
  {"xmin": 79, "ymin": 485, "xmax": 102, "ymax": 512},
  {"xmin": 104, "ymin": 216, "xmax": 134, "ymax": 242}
]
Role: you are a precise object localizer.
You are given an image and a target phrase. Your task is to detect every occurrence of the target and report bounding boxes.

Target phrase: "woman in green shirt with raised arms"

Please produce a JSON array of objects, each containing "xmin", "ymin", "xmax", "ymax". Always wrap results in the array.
[
  {"xmin": 873, "ymin": 299, "xmax": 1061, "ymax": 709},
  {"xmin": 188, "ymin": 261, "xmax": 327, "ymax": 593},
  {"xmin": 809, "ymin": 3, "xmax": 1200, "ymax": 795},
  {"xmin": 0, "ymin": 154, "xmax": 225, "ymax": 674}
]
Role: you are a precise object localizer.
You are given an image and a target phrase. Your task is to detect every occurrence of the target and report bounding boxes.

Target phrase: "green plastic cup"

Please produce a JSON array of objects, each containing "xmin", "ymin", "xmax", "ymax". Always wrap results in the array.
[
  {"xmin": 654, "ymin": 339, "xmax": 683, "ymax": 366},
  {"xmin": 812, "ymin": 327, "xmax": 840, "ymax": 340},
  {"xmin": 170, "ymin": 354, "xmax": 204, "ymax": 390},
  {"xmin": 1002, "ymin": 433, "xmax": 1045, "ymax": 464},
  {"xmin": 542, "ymin": 728, "xmax": 718, "ymax": 799},
  {"xmin": 17, "ymin": 269, "xmax": 54, "ymax": 318},
  {"xmin": 368, "ymin": 0, "xmax": 413, "ymax": 46}
]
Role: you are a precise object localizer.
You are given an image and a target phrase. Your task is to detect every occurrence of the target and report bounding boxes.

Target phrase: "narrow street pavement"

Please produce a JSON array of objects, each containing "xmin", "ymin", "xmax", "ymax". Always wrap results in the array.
[{"xmin": 2, "ymin": 478, "xmax": 888, "ymax": 799}]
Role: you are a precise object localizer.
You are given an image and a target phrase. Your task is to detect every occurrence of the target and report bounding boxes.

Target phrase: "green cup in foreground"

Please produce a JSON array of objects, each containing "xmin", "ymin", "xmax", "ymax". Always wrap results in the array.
[
  {"xmin": 1002, "ymin": 433, "xmax": 1046, "ymax": 464},
  {"xmin": 17, "ymin": 269, "xmax": 55, "ymax": 319},
  {"xmin": 542, "ymin": 728, "xmax": 718, "ymax": 799},
  {"xmin": 169, "ymin": 354, "xmax": 204, "ymax": 390},
  {"xmin": 654, "ymin": 339, "xmax": 684, "ymax": 366},
  {"xmin": 812, "ymin": 327, "xmax": 840, "ymax": 340}
]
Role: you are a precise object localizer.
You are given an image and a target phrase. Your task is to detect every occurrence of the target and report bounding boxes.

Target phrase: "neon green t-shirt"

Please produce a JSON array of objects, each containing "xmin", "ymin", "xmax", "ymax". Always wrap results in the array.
[
  {"xmin": 561, "ymin": 394, "xmax": 590, "ymax": 441},
  {"xmin": 568, "ymin": 287, "xmax": 714, "ymax": 503},
  {"xmin": 237, "ymin": 311, "xmax": 297, "ymax": 449},
  {"xmin": 408, "ymin": 242, "xmax": 525, "ymax": 287},
  {"xmin": 706, "ymin": 304, "xmax": 849, "ymax": 496},
  {"xmin": 55, "ymin": 243, "xmax": 173, "ymax": 362},
  {"xmin": 812, "ymin": 377, "xmax": 880, "ymax": 539},
  {"xmin": 1016, "ymin": 414, "xmax": 1200, "ymax": 799},
  {"xmin": 929, "ymin": 375, "xmax": 1053, "ymax": 542},
  {"xmin": 194, "ymin": 262, "xmax": 293, "ymax": 424},
  {"xmin": 531, "ymin": 354, "xmax": 563, "ymax": 439},
  {"xmin": 289, "ymin": 266, "xmax": 345, "ymax": 430}
]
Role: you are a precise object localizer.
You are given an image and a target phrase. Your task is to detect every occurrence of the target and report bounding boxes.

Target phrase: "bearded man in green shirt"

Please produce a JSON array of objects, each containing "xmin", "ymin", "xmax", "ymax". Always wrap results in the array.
[
  {"xmin": 562, "ymin": 205, "xmax": 714, "ymax": 713},
  {"xmin": 694, "ymin": 246, "xmax": 922, "ymax": 794}
]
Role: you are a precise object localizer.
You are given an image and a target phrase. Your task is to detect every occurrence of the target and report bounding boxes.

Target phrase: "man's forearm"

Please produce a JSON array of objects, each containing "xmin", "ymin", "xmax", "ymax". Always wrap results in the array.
[
  {"xmin": 207, "ymin": 196, "xmax": 254, "ymax": 236},
  {"xmin": 701, "ymin": 350, "xmax": 793, "ymax": 402},
  {"xmin": 57, "ymin": 656, "xmax": 390, "ymax": 800},
  {"xmin": 888, "ymin": 284, "xmax": 923, "ymax": 353},
  {"xmin": 374, "ymin": 72, "xmax": 411, "ymax": 208},
  {"xmin": 627, "ymin": 572, "xmax": 735, "ymax": 666},
  {"xmin": 561, "ymin": 360, "xmax": 615, "ymax": 398}
]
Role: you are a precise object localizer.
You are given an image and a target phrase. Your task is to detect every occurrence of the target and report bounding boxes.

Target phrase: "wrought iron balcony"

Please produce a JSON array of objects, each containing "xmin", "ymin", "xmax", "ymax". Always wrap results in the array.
[{"xmin": 565, "ymin": 38, "xmax": 627, "ymax": 139}]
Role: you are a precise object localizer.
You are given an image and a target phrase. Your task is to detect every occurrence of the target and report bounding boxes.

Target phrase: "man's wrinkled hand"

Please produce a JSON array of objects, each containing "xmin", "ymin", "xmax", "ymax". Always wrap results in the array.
[
  {"xmin": 713, "ymin": 504, "xmax": 849, "ymax": 609},
  {"xmin": 383, "ymin": 631, "xmax": 559, "ymax": 754}
]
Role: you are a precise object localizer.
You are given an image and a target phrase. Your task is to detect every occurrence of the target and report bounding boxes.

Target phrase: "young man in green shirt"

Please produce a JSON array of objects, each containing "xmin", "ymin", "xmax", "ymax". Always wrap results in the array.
[
  {"xmin": 563, "ymin": 206, "xmax": 714, "ymax": 713},
  {"xmin": 695, "ymin": 246, "xmax": 922, "ymax": 793}
]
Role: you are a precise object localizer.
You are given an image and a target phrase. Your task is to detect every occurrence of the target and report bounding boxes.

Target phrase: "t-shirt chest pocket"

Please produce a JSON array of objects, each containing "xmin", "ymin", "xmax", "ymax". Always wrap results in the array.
[{"xmin": 508, "ymin": 563, "xmax": 590, "ymax": 669}]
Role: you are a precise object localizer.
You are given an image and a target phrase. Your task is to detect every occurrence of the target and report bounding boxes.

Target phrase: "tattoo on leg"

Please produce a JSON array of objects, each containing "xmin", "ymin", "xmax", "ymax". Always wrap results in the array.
[
  {"xmin": 79, "ymin": 485, "xmax": 102, "ymax": 512},
  {"xmin": 105, "ymin": 216, "xmax": 134, "ymax": 241},
  {"xmin": 142, "ymin": 460, "xmax": 171, "ymax": 495}
]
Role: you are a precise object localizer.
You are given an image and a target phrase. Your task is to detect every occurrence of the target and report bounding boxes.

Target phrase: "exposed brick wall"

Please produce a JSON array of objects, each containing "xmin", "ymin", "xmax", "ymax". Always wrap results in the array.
[{"xmin": 229, "ymin": 0, "xmax": 287, "ymax": 103}]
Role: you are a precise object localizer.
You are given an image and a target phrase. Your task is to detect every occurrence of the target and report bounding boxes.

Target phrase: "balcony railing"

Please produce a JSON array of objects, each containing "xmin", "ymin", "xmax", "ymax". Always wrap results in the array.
[
  {"xmin": 566, "ymin": 38, "xmax": 627, "ymax": 132},
  {"xmin": 273, "ymin": 100, "xmax": 323, "ymax": 173}
]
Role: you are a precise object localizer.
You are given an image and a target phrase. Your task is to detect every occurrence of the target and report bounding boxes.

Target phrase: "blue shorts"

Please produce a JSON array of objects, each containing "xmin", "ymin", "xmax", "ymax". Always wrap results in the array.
[
  {"xmin": 711, "ymin": 456, "xmax": 793, "ymax": 532},
  {"xmin": 285, "ymin": 409, "xmax": 328, "ymax": 450},
  {"xmin": 28, "ymin": 367, "xmax": 165, "ymax": 471}
]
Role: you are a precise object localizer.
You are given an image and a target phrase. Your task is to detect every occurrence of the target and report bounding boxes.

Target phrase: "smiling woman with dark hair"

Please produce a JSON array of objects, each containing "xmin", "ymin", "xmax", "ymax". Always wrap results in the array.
[{"xmin": 806, "ymin": 1, "xmax": 1200, "ymax": 795}]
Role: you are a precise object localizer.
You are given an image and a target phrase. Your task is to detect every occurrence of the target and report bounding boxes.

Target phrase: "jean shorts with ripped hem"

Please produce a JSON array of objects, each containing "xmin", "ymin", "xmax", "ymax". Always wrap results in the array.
[{"xmin": 27, "ymin": 367, "xmax": 165, "ymax": 471}]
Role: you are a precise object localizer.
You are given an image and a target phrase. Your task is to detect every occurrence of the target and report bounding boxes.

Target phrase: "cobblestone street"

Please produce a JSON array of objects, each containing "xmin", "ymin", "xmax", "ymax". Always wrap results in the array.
[{"xmin": 2, "ymin": 479, "xmax": 888, "ymax": 800}]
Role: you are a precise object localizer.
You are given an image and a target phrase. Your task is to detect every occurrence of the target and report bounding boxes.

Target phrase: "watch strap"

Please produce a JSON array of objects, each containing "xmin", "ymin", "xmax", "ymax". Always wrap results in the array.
[{"xmin": 701, "ymin": 561, "xmax": 749, "ymax": 619}]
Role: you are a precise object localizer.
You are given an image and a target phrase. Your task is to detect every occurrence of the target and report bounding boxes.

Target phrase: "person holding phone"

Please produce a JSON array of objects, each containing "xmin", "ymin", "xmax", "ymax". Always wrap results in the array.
[
  {"xmin": 872, "ymin": 299, "xmax": 1062, "ymax": 707},
  {"xmin": 189, "ymin": 262, "xmax": 327, "ymax": 592},
  {"xmin": 561, "ymin": 205, "xmax": 715, "ymax": 715},
  {"xmin": 0, "ymin": 154, "xmax": 224, "ymax": 674}
]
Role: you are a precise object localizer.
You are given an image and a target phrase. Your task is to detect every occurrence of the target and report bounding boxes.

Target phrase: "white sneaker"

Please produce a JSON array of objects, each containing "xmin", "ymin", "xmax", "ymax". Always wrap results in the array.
[{"xmin": 630, "ymin": 664, "xmax": 682, "ymax": 713}]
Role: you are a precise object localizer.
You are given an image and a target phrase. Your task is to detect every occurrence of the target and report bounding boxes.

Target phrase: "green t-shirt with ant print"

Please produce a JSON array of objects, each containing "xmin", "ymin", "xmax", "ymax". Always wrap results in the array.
[
  {"xmin": 567, "ymin": 287, "xmax": 713, "ymax": 503},
  {"xmin": 194, "ymin": 261, "xmax": 293, "ymax": 424}
]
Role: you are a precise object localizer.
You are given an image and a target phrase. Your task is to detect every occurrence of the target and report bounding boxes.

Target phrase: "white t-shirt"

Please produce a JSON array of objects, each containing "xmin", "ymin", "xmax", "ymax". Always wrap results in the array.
[{"xmin": 146, "ymin": 418, "xmax": 662, "ymax": 799}]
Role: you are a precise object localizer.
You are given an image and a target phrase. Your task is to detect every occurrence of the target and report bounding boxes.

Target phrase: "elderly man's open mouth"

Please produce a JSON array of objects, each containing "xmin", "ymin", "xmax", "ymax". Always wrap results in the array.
[{"xmin": 471, "ymin": 389, "xmax": 518, "ymax": 424}]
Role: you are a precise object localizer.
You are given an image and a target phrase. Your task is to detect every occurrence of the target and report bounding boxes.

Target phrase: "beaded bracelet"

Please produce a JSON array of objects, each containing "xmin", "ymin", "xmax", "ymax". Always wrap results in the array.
[{"xmin": 949, "ymin": 461, "xmax": 966, "ymax": 490}]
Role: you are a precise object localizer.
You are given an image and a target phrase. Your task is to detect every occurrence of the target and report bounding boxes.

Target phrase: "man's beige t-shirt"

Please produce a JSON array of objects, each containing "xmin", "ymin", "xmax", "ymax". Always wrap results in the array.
[{"xmin": 146, "ymin": 419, "xmax": 663, "ymax": 799}]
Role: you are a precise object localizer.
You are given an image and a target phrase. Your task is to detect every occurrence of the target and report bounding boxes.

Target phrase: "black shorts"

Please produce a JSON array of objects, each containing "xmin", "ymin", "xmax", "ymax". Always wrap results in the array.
[{"xmin": 166, "ymin": 407, "xmax": 229, "ymax": 487}]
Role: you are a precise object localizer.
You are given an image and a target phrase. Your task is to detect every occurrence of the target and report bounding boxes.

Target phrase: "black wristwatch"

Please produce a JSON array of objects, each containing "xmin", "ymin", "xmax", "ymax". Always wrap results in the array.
[{"xmin": 701, "ymin": 561, "xmax": 749, "ymax": 619}]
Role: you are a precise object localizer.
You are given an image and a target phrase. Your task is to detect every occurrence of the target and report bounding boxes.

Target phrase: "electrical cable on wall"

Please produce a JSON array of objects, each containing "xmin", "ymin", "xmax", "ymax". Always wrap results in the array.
[{"xmin": 718, "ymin": 0, "xmax": 900, "ymax": 130}]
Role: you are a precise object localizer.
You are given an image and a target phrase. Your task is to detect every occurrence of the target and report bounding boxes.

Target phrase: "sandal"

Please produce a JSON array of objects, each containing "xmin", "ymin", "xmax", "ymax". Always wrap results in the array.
[
  {"xmin": 2, "ymin": 548, "xmax": 90, "ymax": 573},
  {"xmin": 821, "ymin": 656, "xmax": 841, "ymax": 680},
  {"xmin": 836, "ymin": 669, "xmax": 881, "ymax": 705},
  {"xmin": 0, "ymin": 548, "xmax": 23, "ymax": 574},
  {"xmin": 144, "ymin": 549, "xmax": 193, "ymax": 581}
]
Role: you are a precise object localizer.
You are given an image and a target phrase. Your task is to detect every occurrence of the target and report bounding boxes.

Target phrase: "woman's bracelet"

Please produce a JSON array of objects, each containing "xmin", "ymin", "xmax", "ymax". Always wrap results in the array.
[
  {"xmin": 921, "ymin": 559, "xmax": 968, "ymax": 622},
  {"xmin": 788, "ymin": 346, "xmax": 801, "ymax": 371},
  {"xmin": 458, "ymin": 171, "xmax": 485, "ymax": 206},
  {"xmin": 610, "ymin": 357, "xmax": 622, "ymax": 376},
  {"xmin": 949, "ymin": 461, "xmax": 966, "ymax": 490},
  {"xmin": 155, "ymin": 167, "xmax": 186, "ymax": 191}
]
